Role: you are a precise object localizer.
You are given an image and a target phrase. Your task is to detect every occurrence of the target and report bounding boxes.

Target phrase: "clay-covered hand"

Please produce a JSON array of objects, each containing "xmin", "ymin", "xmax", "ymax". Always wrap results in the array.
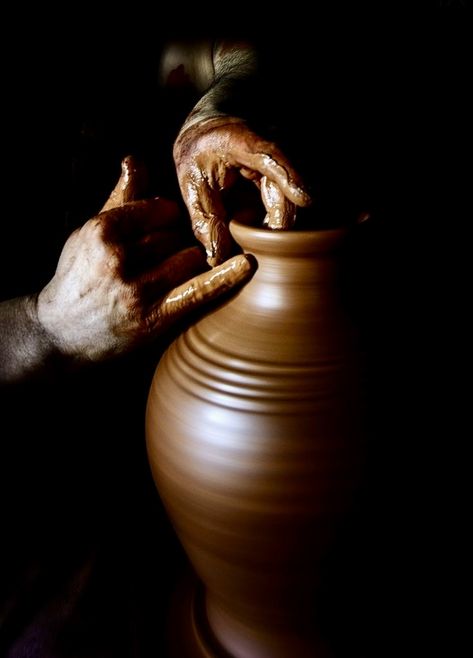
[
  {"xmin": 37, "ymin": 161, "xmax": 254, "ymax": 363},
  {"xmin": 100, "ymin": 154, "xmax": 148, "ymax": 211},
  {"xmin": 174, "ymin": 116, "xmax": 312, "ymax": 266}
]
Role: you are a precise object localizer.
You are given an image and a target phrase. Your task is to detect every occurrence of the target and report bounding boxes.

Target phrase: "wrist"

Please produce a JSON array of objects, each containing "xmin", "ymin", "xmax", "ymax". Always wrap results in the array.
[
  {"xmin": 177, "ymin": 41, "xmax": 259, "ymax": 137},
  {"xmin": 25, "ymin": 293, "xmax": 58, "ymax": 354},
  {"xmin": 175, "ymin": 114, "xmax": 245, "ymax": 148},
  {"xmin": 0, "ymin": 294, "xmax": 62, "ymax": 385},
  {"xmin": 19, "ymin": 293, "xmax": 65, "ymax": 375}
]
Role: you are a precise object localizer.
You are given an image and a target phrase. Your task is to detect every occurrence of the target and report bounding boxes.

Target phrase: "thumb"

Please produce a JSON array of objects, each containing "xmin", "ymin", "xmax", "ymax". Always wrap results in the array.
[
  {"xmin": 101, "ymin": 155, "xmax": 148, "ymax": 212},
  {"xmin": 149, "ymin": 253, "xmax": 255, "ymax": 332}
]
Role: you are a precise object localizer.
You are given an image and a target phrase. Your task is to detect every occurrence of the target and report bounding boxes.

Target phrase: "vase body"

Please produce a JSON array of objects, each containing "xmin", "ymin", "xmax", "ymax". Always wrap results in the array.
[{"xmin": 146, "ymin": 220, "xmax": 367, "ymax": 658}]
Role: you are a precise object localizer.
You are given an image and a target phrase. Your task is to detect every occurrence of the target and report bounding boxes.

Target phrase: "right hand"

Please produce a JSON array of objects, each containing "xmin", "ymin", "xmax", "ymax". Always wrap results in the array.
[{"xmin": 174, "ymin": 116, "xmax": 311, "ymax": 266}]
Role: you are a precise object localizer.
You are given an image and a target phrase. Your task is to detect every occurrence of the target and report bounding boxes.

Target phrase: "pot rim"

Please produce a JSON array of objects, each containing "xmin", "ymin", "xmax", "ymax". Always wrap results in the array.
[{"xmin": 229, "ymin": 217, "xmax": 351, "ymax": 257}]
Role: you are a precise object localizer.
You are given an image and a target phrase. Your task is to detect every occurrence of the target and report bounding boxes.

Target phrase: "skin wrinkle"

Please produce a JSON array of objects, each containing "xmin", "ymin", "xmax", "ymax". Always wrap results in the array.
[{"xmin": 165, "ymin": 283, "xmax": 196, "ymax": 306}]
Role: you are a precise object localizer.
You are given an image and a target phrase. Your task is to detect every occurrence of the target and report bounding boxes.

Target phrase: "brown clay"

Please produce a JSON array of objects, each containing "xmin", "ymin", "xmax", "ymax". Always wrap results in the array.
[
  {"xmin": 173, "ymin": 116, "xmax": 312, "ymax": 266},
  {"xmin": 100, "ymin": 155, "xmax": 148, "ymax": 212},
  {"xmin": 146, "ymin": 218, "xmax": 367, "ymax": 657}
]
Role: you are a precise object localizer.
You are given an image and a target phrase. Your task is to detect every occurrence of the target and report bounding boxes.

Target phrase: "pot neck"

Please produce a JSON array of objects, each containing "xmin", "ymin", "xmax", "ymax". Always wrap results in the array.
[{"xmin": 229, "ymin": 220, "xmax": 351, "ymax": 284}]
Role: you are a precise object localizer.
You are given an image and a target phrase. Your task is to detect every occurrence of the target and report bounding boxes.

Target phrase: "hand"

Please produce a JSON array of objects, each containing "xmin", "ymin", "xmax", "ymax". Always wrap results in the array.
[
  {"xmin": 174, "ymin": 116, "xmax": 312, "ymax": 266},
  {"xmin": 100, "ymin": 154, "xmax": 148, "ymax": 211},
  {"xmin": 37, "ymin": 160, "xmax": 254, "ymax": 363}
]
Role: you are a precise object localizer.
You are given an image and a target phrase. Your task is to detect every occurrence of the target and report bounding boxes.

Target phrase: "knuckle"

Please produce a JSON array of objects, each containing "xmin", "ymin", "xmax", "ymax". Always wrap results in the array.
[
  {"xmin": 82, "ymin": 215, "xmax": 103, "ymax": 236},
  {"xmin": 143, "ymin": 303, "xmax": 166, "ymax": 335}
]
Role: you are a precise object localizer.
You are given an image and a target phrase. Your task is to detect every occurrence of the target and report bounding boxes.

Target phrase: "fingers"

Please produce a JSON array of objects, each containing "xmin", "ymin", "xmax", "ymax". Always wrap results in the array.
[
  {"xmin": 176, "ymin": 118, "xmax": 311, "ymax": 266},
  {"xmin": 200, "ymin": 214, "xmax": 234, "ymax": 268},
  {"xmin": 137, "ymin": 246, "xmax": 208, "ymax": 300},
  {"xmin": 196, "ymin": 120, "xmax": 311, "ymax": 208},
  {"xmin": 101, "ymin": 155, "xmax": 148, "ymax": 212},
  {"xmin": 146, "ymin": 253, "xmax": 255, "ymax": 333},
  {"xmin": 260, "ymin": 176, "xmax": 296, "ymax": 230},
  {"xmin": 180, "ymin": 168, "xmax": 233, "ymax": 267},
  {"xmin": 237, "ymin": 147, "xmax": 311, "ymax": 209},
  {"xmin": 100, "ymin": 198, "xmax": 182, "ymax": 243},
  {"xmin": 124, "ymin": 230, "xmax": 193, "ymax": 278}
]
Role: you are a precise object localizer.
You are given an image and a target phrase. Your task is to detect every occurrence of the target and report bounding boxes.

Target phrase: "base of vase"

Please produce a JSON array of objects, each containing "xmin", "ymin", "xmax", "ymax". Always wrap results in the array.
[
  {"xmin": 166, "ymin": 571, "xmax": 225, "ymax": 658},
  {"xmin": 166, "ymin": 570, "xmax": 334, "ymax": 658}
]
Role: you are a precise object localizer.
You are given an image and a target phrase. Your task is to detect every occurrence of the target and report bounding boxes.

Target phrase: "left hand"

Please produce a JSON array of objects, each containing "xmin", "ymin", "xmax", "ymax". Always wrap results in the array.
[
  {"xmin": 100, "ymin": 154, "xmax": 148, "ymax": 211},
  {"xmin": 37, "ymin": 158, "xmax": 254, "ymax": 363}
]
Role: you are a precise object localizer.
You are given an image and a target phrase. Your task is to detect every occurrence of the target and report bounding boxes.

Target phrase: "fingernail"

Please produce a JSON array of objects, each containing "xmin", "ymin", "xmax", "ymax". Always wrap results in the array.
[
  {"xmin": 121, "ymin": 155, "xmax": 134, "ymax": 174},
  {"xmin": 206, "ymin": 244, "xmax": 219, "ymax": 267}
]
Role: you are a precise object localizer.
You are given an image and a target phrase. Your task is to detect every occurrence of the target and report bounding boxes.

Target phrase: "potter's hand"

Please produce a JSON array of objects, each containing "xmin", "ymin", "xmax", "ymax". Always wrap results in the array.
[
  {"xmin": 174, "ymin": 116, "xmax": 311, "ymax": 266},
  {"xmin": 100, "ymin": 154, "xmax": 148, "ymax": 211},
  {"xmin": 1, "ymin": 158, "xmax": 254, "ymax": 384},
  {"xmin": 37, "ymin": 197, "xmax": 254, "ymax": 362}
]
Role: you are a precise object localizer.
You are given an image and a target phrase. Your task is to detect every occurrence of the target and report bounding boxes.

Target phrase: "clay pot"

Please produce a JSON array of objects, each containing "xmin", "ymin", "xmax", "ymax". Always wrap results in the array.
[{"xmin": 146, "ymin": 219, "xmax": 367, "ymax": 658}]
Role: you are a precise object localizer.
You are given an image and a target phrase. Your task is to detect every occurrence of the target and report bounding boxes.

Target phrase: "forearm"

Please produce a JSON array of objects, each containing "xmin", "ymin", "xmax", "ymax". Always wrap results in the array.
[
  {"xmin": 178, "ymin": 40, "xmax": 260, "ymax": 132},
  {"xmin": 0, "ymin": 295, "xmax": 59, "ymax": 384}
]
